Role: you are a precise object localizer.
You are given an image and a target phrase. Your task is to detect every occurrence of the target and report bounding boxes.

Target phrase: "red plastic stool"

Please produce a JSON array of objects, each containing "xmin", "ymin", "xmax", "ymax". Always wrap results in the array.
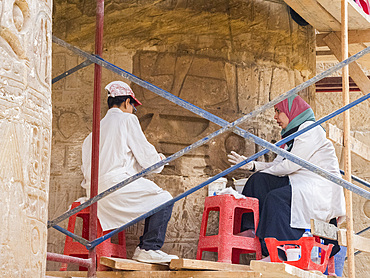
[
  {"xmin": 196, "ymin": 194, "xmax": 262, "ymax": 264},
  {"xmin": 60, "ymin": 202, "xmax": 127, "ymax": 271},
  {"xmin": 265, "ymin": 237, "xmax": 333, "ymax": 273},
  {"xmin": 327, "ymin": 256, "xmax": 336, "ymax": 276}
]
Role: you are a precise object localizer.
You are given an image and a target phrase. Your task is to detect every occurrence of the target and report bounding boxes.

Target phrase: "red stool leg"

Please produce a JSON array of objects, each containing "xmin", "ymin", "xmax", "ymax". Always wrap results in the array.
[
  {"xmin": 197, "ymin": 206, "xmax": 209, "ymax": 260},
  {"xmin": 60, "ymin": 203, "xmax": 82, "ymax": 271},
  {"xmin": 60, "ymin": 202, "xmax": 127, "ymax": 271},
  {"xmin": 218, "ymin": 243, "xmax": 233, "ymax": 264},
  {"xmin": 327, "ymin": 256, "xmax": 336, "ymax": 276},
  {"xmin": 199, "ymin": 207, "xmax": 211, "ymax": 237},
  {"xmin": 245, "ymin": 198, "xmax": 262, "ymax": 260}
]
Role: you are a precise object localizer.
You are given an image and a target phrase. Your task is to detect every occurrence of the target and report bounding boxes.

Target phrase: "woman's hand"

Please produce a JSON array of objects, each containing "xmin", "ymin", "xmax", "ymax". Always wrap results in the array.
[{"xmin": 227, "ymin": 151, "xmax": 255, "ymax": 170}]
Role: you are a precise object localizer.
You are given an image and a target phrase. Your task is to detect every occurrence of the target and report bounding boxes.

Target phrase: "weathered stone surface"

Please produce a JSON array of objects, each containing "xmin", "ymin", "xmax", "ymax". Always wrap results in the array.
[
  {"xmin": 48, "ymin": 0, "xmax": 316, "ymax": 271},
  {"xmin": 0, "ymin": 0, "xmax": 52, "ymax": 276}
]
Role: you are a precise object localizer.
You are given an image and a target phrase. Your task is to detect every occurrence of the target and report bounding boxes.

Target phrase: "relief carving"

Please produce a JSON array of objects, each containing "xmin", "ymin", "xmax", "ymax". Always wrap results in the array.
[
  {"xmin": 133, "ymin": 52, "xmax": 236, "ymax": 177},
  {"xmin": 0, "ymin": 1, "xmax": 51, "ymax": 275},
  {"xmin": 58, "ymin": 112, "xmax": 80, "ymax": 139},
  {"xmin": 0, "ymin": 122, "xmax": 23, "ymax": 182},
  {"xmin": 40, "ymin": 127, "xmax": 51, "ymax": 188},
  {"xmin": 33, "ymin": 11, "xmax": 52, "ymax": 87},
  {"xmin": 31, "ymin": 226, "xmax": 41, "ymax": 254},
  {"xmin": 0, "ymin": 0, "xmax": 30, "ymax": 59},
  {"xmin": 29, "ymin": 126, "xmax": 41, "ymax": 188}
]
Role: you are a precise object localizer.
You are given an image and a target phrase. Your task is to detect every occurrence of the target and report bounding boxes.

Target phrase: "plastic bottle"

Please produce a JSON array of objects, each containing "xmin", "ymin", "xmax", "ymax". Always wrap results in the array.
[{"xmin": 302, "ymin": 229, "xmax": 321, "ymax": 264}]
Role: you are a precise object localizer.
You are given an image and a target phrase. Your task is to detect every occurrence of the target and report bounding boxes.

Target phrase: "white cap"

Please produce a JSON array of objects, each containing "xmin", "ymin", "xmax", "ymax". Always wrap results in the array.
[{"xmin": 105, "ymin": 81, "xmax": 142, "ymax": 106}]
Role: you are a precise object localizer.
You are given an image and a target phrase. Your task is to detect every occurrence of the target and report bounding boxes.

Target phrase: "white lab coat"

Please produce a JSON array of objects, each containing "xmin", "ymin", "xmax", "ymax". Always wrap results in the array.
[
  {"xmin": 81, "ymin": 108, "xmax": 172, "ymax": 231},
  {"xmin": 253, "ymin": 121, "xmax": 346, "ymax": 229}
]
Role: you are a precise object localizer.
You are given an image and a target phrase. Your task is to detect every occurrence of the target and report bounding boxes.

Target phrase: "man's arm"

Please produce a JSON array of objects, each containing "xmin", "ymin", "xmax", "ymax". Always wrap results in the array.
[{"xmin": 126, "ymin": 114, "xmax": 164, "ymax": 173}]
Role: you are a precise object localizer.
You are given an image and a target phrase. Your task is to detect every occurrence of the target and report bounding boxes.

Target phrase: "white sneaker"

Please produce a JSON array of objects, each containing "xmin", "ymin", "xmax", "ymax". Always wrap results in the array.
[
  {"xmin": 155, "ymin": 249, "xmax": 179, "ymax": 260},
  {"xmin": 132, "ymin": 247, "xmax": 179, "ymax": 264}
]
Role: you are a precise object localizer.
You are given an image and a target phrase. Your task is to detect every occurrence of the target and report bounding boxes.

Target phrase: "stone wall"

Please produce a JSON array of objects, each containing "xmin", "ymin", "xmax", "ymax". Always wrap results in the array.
[
  {"xmin": 48, "ymin": 0, "xmax": 316, "ymax": 271},
  {"xmin": 0, "ymin": 0, "xmax": 52, "ymax": 276}
]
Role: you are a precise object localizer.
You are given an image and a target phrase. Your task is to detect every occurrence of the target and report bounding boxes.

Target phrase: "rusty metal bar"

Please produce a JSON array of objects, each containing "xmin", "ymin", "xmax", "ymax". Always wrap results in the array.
[
  {"xmin": 46, "ymin": 252, "xmax": 92, "ymax": 268},
  {"xmin": 88, "ymin": 0, "xmax": 105, "ymax": 275}
]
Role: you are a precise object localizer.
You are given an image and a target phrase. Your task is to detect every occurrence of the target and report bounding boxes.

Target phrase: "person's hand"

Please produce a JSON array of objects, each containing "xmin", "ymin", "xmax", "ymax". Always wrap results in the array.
[{"xmin": 227, "ymin": 151, "xmax": 254, "ymax": 170}]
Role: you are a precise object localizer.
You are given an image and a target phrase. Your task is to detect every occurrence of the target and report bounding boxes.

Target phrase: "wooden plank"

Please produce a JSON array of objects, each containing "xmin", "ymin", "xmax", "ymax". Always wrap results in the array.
[
  {"xmin": 340, "ymin": 2, "xmax": 356, "ymax": 276},
  {"xmin": 310, "ymin": 219, "xmax": 339, "ymax": 240},
  {"xmin": 338, "ymin": 229, "xmax": 370, "ymax": 253},
  {"xmin": 318, "ymin": 0, "xmax": 370, "ymax": 30},
  {"xmin": 283, "ymin": 0, "xmax": 341, "ymax": 31},
  {"xmin": 46, "ymin": 271, "xmax": 127, "ymax": 277},
  {"xmin": 169, "ymin": 258, "xmax": 251, "ymax": 271},
  {"xmin": 100, "ymin": 257, "xmax": 169, "ymax": 271},
  {"xmin": 323, "ymin": 32, "xmax": 370, "ymax": 95},
  {"xmin": 250, "ymin": 261, "xmax": 333, "ymax": 278},
  {"xmin": 326, "ymin": 123, "xmax": 370, "ymax": 161},
  {"xmin": 45, "ymin": 270, "xmax": 259, "ymax": 278},
  {"xmin": 317, "ymin": 29, "xmax": 370, "ymax": 47}
]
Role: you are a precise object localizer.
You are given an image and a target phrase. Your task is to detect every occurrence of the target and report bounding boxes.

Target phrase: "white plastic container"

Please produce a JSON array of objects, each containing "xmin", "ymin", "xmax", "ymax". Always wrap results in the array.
[
  {"xmin": 208, "ymin": 178, "xmax": 227, "ymax": 196},
  {"xmin": 286, "ymin": 248, "xmax": 301, "ymax": 261},
  {"xmin": 233, "ymin": 178, "xmax": 248, "ymax": 194}
]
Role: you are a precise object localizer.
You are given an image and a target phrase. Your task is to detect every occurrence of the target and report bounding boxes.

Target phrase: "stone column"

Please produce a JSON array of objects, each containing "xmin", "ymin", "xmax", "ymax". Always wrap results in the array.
[{"xmin": 0, "ymin": 0, "xmax": 52, "ymax": 276}]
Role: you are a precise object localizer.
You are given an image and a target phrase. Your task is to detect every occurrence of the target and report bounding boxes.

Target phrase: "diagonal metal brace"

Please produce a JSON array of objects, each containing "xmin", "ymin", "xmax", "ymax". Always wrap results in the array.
[
  {"xmin": 52, "ymin": 59, "xmax": 93, "ymax": 84},
  {"xmin": 52, "ymin": 224, "xmax": 90, "ymax": 246},
  {"xmin": 340, "ymin": 169, "xmax": 370, "ymax": 189}
]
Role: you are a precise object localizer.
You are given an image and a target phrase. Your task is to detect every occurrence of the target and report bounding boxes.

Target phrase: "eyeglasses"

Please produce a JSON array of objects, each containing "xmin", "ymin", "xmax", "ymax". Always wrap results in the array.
[{"xmin": 132, "ymin": 104, "xmax": 137, "ymax": 114}]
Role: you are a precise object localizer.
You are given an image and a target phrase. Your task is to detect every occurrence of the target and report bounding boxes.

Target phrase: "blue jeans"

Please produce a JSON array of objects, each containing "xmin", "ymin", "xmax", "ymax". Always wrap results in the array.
[{"xmin": 138, "ymin": 204, "xmax": 174, "ymax": 250}]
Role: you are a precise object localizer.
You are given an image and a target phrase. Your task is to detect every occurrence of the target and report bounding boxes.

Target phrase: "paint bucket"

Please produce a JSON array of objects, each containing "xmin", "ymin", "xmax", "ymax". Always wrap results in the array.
[
  {"xmin": 233, "ymin": 178, "xmax": 248, "ymax": 194},
  {"xmin": 208, "ymin": 178, "xmax": 227, "ymax": 196},
  {"xmin": 286, "ymin": 248, "xmax": 301, "ymax": 261}
]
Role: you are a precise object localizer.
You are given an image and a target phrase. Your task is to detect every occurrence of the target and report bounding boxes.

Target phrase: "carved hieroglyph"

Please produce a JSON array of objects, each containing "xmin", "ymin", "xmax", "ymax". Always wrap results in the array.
[{"xmin": 0, "ymin": 0, "xmax": 52, "ymax": 276}]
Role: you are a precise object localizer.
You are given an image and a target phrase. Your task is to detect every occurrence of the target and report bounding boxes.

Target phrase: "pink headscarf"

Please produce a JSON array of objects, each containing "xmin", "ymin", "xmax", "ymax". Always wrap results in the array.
[
  {"xmin": 275, "ymin": 95, "xmax": 311, "ymax": 123},
  {"xmin": 275, "ymin": 95, "xmax": 316, "ymax": 150}
]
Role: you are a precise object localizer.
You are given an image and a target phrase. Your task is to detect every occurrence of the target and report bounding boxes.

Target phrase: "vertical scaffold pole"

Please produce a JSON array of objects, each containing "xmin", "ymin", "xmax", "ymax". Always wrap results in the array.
[
  {"xmin": 341, "ymin": 0, "xmax": 355, "ymax": 277},
  {"xmin": 88, "ymin": 0, "xmax": 104, "ymax": 276}
]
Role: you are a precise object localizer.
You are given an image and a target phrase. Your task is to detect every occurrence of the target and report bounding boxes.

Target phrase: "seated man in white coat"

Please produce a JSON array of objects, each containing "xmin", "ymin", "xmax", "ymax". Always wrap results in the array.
[{"xmin": 81, "ymin": 81, "xmax": 179, "ymax": 264}]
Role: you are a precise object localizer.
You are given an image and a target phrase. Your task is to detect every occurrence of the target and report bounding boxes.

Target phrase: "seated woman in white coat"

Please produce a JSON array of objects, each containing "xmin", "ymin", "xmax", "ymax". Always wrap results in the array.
[
  {"xmin": 81, "ymin": 81, "xmax": 178, "ymax": 264},
  {"xmin": 228, "ymin": 94, "xmax": 346, "ymax": 260}
]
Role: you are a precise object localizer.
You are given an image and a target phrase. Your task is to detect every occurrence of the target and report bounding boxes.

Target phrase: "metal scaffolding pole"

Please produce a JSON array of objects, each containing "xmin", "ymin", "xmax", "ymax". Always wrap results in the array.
[
  {"xmin": 47, "ymin": 252, "xmax": 92, "ymax": 269},
  {"xmin": 88, "ymin": 0, "xmax": 104, "ymax": 276}
]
